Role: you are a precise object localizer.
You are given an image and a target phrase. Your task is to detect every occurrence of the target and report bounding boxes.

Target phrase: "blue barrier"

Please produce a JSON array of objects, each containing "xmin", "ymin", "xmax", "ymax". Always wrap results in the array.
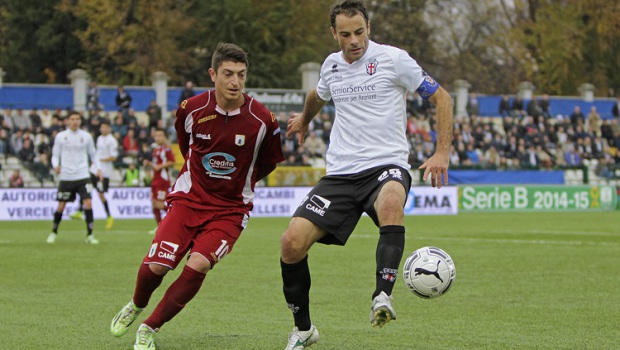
[
  {"xmin": 0, "ymin": 84, "xmax": 616, "ymax": 118},
  {"xmin": 477, "ymin": 96, "xmax": 616, "ymax": 119},
  {"xmin": 448, "ymin": 170, "xmax": 565, "ymax": 185}
]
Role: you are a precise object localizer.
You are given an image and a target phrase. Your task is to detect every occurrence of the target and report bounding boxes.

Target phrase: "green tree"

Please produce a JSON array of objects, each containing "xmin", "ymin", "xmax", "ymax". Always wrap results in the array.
[
  {"xmin": 503, "ymin": 0, "xmax": 620, "ymax": 95},
  {"xmin": 59, "ymin": 0, "xmax": 196, "ymax": 85},
  {"xmin": 0, "ymin": 0, "xmax": 84, "ymax": 83}
]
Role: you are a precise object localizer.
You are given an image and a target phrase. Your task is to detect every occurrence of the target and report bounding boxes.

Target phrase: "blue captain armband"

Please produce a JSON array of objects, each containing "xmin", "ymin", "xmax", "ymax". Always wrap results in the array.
[{"xmin": 415, "ymin": 71, "xmax": 440, "ymax": 100}]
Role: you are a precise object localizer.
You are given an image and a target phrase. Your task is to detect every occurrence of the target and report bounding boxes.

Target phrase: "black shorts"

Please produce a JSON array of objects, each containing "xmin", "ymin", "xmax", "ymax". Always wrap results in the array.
[
  {"xmin": 293, "ymin": 165, "xmax": 412, "ymax": 246},
  {"xmin": 56, "ymin": 178, "xmax": 93, "ymax": 202},
  {"xmin": 90, "ymin": 173, "xmax": 110, "ymax": 193}
]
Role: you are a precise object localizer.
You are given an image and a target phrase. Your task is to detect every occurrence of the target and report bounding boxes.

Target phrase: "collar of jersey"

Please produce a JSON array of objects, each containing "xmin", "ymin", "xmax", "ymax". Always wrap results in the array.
[
  {"xmin": 340, "ymin": 40, "xmax": 376, "ymax": 65},
  {"xmin": 215, "ymin": 105, "xmax": 241, "ymax": 116}
]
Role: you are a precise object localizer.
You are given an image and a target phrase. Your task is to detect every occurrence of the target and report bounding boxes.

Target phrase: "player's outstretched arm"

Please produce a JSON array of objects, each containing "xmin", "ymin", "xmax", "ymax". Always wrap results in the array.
[
  {"xmin": 287, "ymin": 89, "xmax": 327, "ymax": 145},
  {"xmin": 419, "ymin": 86, "xmax": 453, "ymax": 188}
]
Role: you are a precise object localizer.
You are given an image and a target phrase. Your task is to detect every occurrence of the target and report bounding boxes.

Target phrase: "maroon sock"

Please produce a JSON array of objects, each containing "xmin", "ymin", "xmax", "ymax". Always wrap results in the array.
[
  {"xmin": 132, "ymin": 263, "xmax": 165, "ymax": 309},
  {"xmin": 153, "ymin": 209, "xmax": 162, "ymax": 224},
  {"xmin": 143, "ymin": 265, "xmax": 206, "ymax": 330}
]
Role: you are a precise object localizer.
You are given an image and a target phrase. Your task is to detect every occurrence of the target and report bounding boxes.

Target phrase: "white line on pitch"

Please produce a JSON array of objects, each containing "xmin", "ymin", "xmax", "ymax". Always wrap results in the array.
[{"xmin": 415, "ymin": 236, "xmax": 620, "ymax": 246}]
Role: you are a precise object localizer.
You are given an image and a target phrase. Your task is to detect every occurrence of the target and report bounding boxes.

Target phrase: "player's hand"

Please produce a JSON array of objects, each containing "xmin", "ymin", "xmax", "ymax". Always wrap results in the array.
[
  {"xmin": 97, "ymin": 170, "xmax": 103, "ymax": 182},
  {"xmin": 54, "ymin": 166, "xmax": 60, "ymax": 174},
  {"xmin": 287, "ymin": 113, "xmax": 309, "ymax": 145},
  {"xmin": 418, "ymin": 152, "xmax": 450, "ymax": 189}
]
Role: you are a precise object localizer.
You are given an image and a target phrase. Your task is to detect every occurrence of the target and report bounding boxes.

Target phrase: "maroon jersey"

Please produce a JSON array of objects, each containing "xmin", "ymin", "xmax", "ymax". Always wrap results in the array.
[
  {"xmin": 169, "ymin": 91, "xmax": 284, "ymax": 212},
  {"xmin": 151, "ymin": 144, "xmax": 175, "ymax": 189}
]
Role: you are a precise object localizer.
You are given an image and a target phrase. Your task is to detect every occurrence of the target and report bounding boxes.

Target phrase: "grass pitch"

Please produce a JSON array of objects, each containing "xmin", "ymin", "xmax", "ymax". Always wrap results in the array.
[{"xmin": 0, "ymin": 211, "xmax": 619, "ymax": 349}]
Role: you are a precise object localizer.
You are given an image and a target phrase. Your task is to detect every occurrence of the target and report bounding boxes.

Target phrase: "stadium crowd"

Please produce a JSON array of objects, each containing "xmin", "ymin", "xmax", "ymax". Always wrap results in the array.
[{"xmin": 1, "ymin": 91, "xmax": 620, "ymax": 187}]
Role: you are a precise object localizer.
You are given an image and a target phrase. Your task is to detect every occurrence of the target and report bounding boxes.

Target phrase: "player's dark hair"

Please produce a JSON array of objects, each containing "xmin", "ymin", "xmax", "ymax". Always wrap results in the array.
[
  {"xmin": 154, "ymin": 128, "xmax": 166, "ymax": 134},
  {"xmin": 211, "ymin": 42, "xmax": 249, "ymax": 72},
  {"xmin": 67, "ymin": 110, "xmax": 80, "ymax": 118},
  {"xmin": 330, "ymin": 0, "xmax": 369, "ymax": 29},
  {"xmin": 100, "ymin": 119, "xmax": 111, "ymax": 127}
]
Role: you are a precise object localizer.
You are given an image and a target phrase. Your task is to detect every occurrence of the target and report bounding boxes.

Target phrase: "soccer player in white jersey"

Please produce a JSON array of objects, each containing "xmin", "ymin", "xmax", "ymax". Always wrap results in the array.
[
  {"xmin": 72, "ymin": 120, "xmax": 118, "ymax": 229},
  {"xmin": 47, "ymin": 112, "xmax": 102, "ymax": 244},
  {"xmin": 280, "ymin": 1, "xmax": 453, "ymax": 348},
  {"xmin": 70, "ymin": 120, "xmax": 118, "ymax": 230}
]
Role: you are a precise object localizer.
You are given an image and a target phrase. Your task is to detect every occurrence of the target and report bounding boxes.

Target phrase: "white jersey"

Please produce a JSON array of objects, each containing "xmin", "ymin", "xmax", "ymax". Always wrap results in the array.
[
  {"xmin": 52, "ymin": 129, "xmax": 99, "ymax": 181},
  {"xmin": 89, "ymin": 134, "xmax": 119, "ymax": 178},
  {"xmin": 316, "ymin": 40, "xmax": 432, "ymax": 175}
]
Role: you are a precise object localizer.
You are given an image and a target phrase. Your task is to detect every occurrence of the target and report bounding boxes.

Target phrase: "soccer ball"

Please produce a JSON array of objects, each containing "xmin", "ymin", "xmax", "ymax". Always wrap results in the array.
[{"xmin": 403, "ymin": 246, "xmax": 456, "ymax": 299}]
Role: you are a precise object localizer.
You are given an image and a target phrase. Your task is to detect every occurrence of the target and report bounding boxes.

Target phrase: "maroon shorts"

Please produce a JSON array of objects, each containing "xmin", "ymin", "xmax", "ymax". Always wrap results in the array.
[
  {"xmin": 151, "ymin": 184, "xmax": 170, "ymax": 202},
  {"xmin": 143, "ymin": 203, "xmax": 249, "ymax": 269}
]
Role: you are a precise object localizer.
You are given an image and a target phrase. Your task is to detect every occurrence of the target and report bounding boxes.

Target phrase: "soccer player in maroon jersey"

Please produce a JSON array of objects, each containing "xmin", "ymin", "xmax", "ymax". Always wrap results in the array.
[
  {"xmin": 143, "ymin": 129, "xmax": 175, "ymax": 234},
  {"xmin": 110, "ymin": 42, "xmax": 285, "ymax": 350}
]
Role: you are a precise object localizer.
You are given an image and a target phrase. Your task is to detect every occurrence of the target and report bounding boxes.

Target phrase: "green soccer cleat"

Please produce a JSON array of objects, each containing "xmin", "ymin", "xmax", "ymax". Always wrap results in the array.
[
  {"xmin": 111, "ymin": 301, "xmax": 143, "ymax": 337},
  {"xmin": 70, "ymin": 210, "xmax": 83, "ymax": 220},
  {"xmin": 370, "ymin": 291, "xmax": 396, "ymax": 328},
  {"xmin": 105, "ymin": 216, "xmax": 114, "ymax": 230},
  {"xmin": 284, "ymin": 325, "xmax": 319, "ymax": 350},
  {"xmin": 134, "ymin": 324, "xmax": 157, "ymax": 350}
]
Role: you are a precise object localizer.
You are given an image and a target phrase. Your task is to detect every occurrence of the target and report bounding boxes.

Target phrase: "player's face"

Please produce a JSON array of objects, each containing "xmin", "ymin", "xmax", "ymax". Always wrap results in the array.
[
  {"xmin": 154, "ymin": 131, "xmax": 166, "ymax": 145},
  {"xmin": 210, "ymin": 61, "xmax": 247, "ymax": 103},
  {"xmin": 67, "ymin": 114, "xmax": 81, "ymax": 131},
  {"xmin": 100, "ymin": 123, "xmax": 110, "ymax": 135},
  {"xmin": 331, "ymin": 13, "xmax": 370, "ymax": 64}
]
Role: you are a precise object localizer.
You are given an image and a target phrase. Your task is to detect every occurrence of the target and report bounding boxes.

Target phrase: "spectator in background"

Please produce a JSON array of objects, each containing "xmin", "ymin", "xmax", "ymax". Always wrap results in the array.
[
  {"xmin": 1, "ymin": 109, "xmax": 14, "ymax": 131},
  {"xmin": 112, "ymin": 113, "xmax": 128, "ymax": 139},
  {"xmin": 146, "ymin": 99, "xmax": 162, "ymax": 130},
  {"xmin": 178, "ymin": 80, "xmax": 195, "ymax": 106},
  {"xmin": 481, "ymin": 145, "xmax": 501, "ymax": 169},
  {"xmin": 612, "ymin": 95, "xmax": 620, "ymax": 118},
  {"xmin": 123, "ymin": 162, "xmax": 140, "ymax": 187},
  {"xmin": 564, "ymin": 144, "xmax": 582, "ymax": 166},
  {"xmin": 570, "ymin": 105, "xmax": 585, "ymax": 128},
  {"xmin": 137, "ymin": 142, "xmax": 152, "ymax": 166},
  {"xmin": 510, "ymin": 96, "xmax": 525, "ymax": 117},
  {"xmin": 18, "ymin": 138, "xmax": 36, "ymax": 167},
  {"xmin": 9, "ymin": 169, "xmax": 24, "ymax": 188},
  {"xmin": 87, "ymin": 81, "xmax": 101, "ymax": 112},
  {"xmin": 466, "ymin": 92, "xmax": 479, "ymax": 117},
  {"xmin": 499, "ymin": 95, "xmax": 511, "ymax": 117},
  {"xmin": 448, "ymin": 144, "xmax": 460, "ymax": 166},
  {"xmin": 9, "ymin": 129, "xmax": 24, "ymax": 155},
  {"xmin": 587, "ymin": 106, "xmax": 602, "ymax": 137},
  {"xmin": 123, "ymin": 128, "xmax": 139, "ymax": 157},
  {"xmin": 31, "ymin": 153, "xmax": 54, "ymax": 185},
  {"xmin": 40, "ymin": 109, "xmax": 53, "ymax": 129},
  {"xmin": 465, "ymin": 143, "xmax": 480, "ymax": 165},
  {"xmin": 115, "ymin": 85, "xmax": 132, "ymax": 117},
  {"xmin": 13, "ymin": 109, "xmax": 32, "ymax": 132},
  {"xmin": 536, "ymin": 145, "xmax": 553, "ymax": 170},
  {"xmin": 302, "ymin": 131, "xmax": 327, "ymax": 158},
  {"xmin": 0, "ymin": 129, "xmax": 7, "ymax": 159},
  {"xmin": 539, "ymin": 94, "xmax": 551, "ymax": 118},
  {"xmin": 526, "ymin": 94, "xmax": 542, "ymax": 118},
  {"xmin": 29, "ymin": 109, "xmax": 42, "ymax": 130},
  {"xmin": 33, "ymin": 127, "xmax": 51, "ymax": 155}
]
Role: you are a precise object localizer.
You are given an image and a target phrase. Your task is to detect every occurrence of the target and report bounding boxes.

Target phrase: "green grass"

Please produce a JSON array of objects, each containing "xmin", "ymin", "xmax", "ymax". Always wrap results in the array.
[{"xmin": 1, "ymin": 212, "xmax": 619, "ymax": 349}]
